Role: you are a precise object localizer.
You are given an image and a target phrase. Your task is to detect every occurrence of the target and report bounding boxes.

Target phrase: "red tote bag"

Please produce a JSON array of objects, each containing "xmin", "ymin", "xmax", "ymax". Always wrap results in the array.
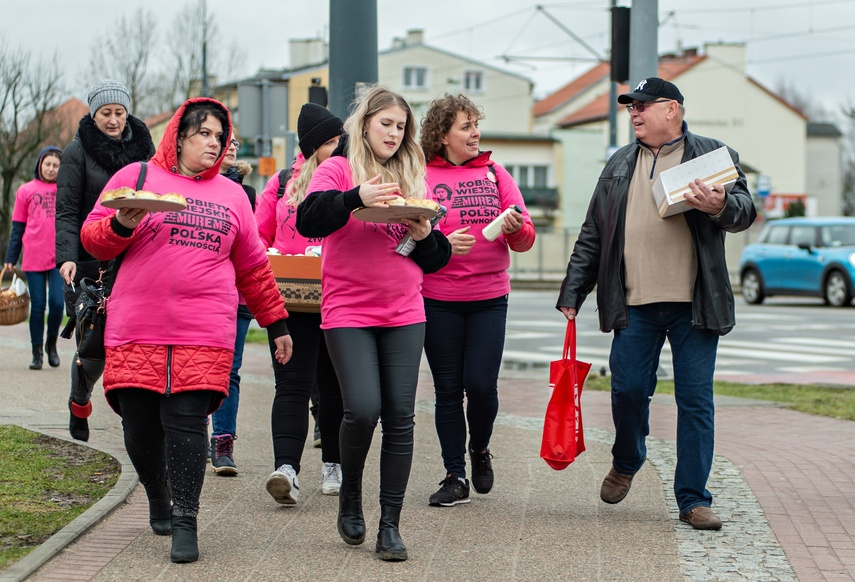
[{"xmin": 540, "ymin": 319, "xmax": 592, "ymax": 470}]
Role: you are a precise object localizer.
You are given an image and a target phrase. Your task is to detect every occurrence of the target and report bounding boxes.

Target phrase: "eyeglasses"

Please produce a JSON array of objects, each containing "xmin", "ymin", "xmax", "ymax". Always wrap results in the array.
[
  {"xmin": 625, "ymin": 99, "xmax": 671, "ymax": 113},
  {"xmin": 230, "ymin": 139, "xmax": 241, "ymax": 149}
]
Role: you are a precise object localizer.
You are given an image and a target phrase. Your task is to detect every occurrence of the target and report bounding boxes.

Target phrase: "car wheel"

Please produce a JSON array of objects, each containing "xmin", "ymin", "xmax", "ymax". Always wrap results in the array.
[
  {"xmin": 824, "ymin": 271, "xmax": 853, "ymax": 307},
  {"xmin": 741, "ymin": 269, "xmax": 765, "ymax": 304}
]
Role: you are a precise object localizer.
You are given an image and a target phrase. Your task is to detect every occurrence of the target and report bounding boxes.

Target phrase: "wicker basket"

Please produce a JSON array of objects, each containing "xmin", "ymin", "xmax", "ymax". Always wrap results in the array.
[{"xmin": 0, "ymin": 266, "xmax": 29, "ymax": 326}]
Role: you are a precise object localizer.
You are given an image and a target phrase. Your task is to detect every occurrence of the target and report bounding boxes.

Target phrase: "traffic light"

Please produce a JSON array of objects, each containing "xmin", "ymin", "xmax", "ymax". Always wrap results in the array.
[{"xmin": 611, "ymin": 7, "xmax": 630, "ymax": 83}]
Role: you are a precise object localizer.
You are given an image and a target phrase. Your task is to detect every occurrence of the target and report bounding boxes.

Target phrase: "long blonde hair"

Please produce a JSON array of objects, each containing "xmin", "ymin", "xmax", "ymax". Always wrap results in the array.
[
  {"xmin": 343, "ymin": 85, "xmax": 426, "ymax": 198},
  {"xmin": 286, "ymin": 155, "xmax": 320, "ymax": 205}
]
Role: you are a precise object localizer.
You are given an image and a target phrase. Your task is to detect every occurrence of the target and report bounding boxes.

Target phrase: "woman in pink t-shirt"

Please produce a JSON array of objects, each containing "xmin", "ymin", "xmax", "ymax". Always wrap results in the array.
[
  {"xmin": 419, "ymin": 94, "xmax": 535, "ymax": 507},
  {"xmin": 297, "ymin": 86, "xmax": 451, "ymax": 562},
  {"xmin": 4, "ymin": 147, "xmax": 64, "ymax": 370}
]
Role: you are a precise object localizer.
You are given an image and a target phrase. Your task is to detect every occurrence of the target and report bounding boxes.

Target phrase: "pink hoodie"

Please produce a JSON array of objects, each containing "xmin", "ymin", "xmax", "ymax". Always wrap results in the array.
[
  {"xmin": 423, "ymin": 153, "xmax": 535, "ymax": 301},
  {"xmin": 256, "ymin": 154, "xmax": 321, "ymax": 255},
  {"xmin": 82, "ymin": 98, "xmax": 285, "ymax": 350}
]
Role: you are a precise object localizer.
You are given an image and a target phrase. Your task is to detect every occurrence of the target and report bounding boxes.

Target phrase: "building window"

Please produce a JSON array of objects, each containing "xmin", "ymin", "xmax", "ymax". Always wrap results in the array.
[
  {"xmin": 403, "ymin": 66, "xmax": 427, "ymax": 89},
  {"xmin": 464, "ymin": 70, "xmax": 483, "ymax": 92},
  {"xmin": 507, "ymin": 164, "xmax": 550, "ymax": 188}
]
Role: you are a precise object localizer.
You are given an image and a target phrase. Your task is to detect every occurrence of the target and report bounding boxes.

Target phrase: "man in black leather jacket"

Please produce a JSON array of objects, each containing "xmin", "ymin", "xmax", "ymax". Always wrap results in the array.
[{"xmin": 556, "ymin": 77, "xmax": 756, "ymax": 531}]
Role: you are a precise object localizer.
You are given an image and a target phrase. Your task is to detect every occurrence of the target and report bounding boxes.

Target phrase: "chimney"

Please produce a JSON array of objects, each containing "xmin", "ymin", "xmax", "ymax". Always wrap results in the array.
[
  {"xmin": 289, "ymin": 38, "xmax": 329, "ymax": 69},
  {"xmin": 405, "ymin": 29, "xmax": 424, "ymax": 46},
  {"xmin": 705, "ymin": 43, "xmax": 746, "ymax": 74}
]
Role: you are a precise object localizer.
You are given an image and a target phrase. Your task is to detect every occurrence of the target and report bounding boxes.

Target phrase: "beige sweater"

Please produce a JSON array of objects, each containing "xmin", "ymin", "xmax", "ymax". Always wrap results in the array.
[{"xmin": 623, "ymin": 141, "xmax": 697, "ymax": 305}]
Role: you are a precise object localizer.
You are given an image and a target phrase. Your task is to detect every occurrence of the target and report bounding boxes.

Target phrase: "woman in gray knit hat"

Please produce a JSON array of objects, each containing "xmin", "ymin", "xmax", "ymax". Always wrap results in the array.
[{"xmin": 55, "ymin": 79, "xmax": 155, "ymax": 443}]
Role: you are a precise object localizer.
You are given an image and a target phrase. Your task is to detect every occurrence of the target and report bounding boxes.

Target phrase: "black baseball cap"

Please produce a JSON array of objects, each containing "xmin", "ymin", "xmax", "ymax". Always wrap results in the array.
[{"xmin": 618, "ymin": 77, "xmax": 684, "ymax": 105}]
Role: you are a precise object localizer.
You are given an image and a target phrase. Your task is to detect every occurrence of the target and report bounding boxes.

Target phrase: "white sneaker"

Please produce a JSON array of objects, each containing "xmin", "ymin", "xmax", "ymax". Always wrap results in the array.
[
  {"xmin": 321, "ymin": 462, "xmax": 342, "ymax": 496},
  {"xmin": 266, "ymin": 464, "xmax": 299, "ymax": 505}
]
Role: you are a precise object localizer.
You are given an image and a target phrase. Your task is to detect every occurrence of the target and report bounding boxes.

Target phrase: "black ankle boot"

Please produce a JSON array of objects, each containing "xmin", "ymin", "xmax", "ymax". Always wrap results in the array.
[
  {"xmin": 337, "ymin": 480, "xmax": 365, "ymax": 545},
  {"xmin": 45, "ymin": 336, "xmax": 60, "ymax": 367},
  {"xmin": 375, "ymin": 505, "xmax": 408, "ymax": 561},
  {"xmin": 170, "ymin": 516, "xmax": 198, "ymax": 563},
  {"xmin": 29, "ymin": 344, "xmax": 43, "ymax": 370},
  {"xmin": 149, "ymin": 490, "xmax": 173, "ymax": 536},
  {"xmin": 68, "ymin": 398, "xmax": 91, "ymax": 442}
]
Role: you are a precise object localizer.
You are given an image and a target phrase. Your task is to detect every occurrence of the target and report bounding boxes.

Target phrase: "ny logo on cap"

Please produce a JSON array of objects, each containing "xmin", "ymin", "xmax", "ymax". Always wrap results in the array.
[{"xmin": 634, "ymin": 79, "xmax": 648, "ymax": 91}]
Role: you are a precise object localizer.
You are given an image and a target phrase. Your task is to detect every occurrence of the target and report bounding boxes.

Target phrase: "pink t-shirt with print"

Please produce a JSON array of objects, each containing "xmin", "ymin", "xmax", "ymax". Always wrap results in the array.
[
  {"xmin": 11, "ymin": 179, "xmax": 57, "ymax": 272},
  {"xmin": 305, "ymin": 156, "xmax": 425, "ymax": 330}
]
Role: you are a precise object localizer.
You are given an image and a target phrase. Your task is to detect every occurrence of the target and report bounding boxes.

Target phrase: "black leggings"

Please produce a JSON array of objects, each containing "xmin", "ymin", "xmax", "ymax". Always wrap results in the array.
[
  {"xmin": 324, "ymin": 324, "xmax": 424, "ymax": 507},
  {"xmin": 269, "ymin": 312, "xmax": 343, "ymax": 472},
  {"xmin": 115, "ymin": 388, "xmax": 218, "ymax": 517}
]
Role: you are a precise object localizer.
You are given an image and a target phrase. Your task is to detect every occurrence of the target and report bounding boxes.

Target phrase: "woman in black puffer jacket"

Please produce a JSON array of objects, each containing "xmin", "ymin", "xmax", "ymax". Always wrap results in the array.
[{"xmin": 55, "ymin": 79, "xmax": 155, "ymax": 442}]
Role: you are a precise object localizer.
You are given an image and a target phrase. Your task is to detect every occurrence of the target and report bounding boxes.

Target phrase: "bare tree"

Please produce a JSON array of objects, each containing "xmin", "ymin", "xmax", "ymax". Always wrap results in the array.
[
  {"xmin": 0, "ymin": 42, "xmax": 64, "ymax": 258},
  {"xmin": 158, "ymin": 1, "xmax": 247, "ymax": 107},
  {"xmin": 775, "ymin": 78, "xmax": 833, "ymax": 121},
  {"xmin": 80, "ymin": 7, "xmax": 159, "ymax": 118}
]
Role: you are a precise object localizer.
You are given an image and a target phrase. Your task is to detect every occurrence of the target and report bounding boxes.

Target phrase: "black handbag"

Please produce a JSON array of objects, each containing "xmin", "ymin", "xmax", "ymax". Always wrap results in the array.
[
  {"xmin": 74, "ymin": 275, "xmax": 110, "ymax": 360},
  {"xmin": 60, "ymin": 162, "xmax": 148, "ymax": 363}
]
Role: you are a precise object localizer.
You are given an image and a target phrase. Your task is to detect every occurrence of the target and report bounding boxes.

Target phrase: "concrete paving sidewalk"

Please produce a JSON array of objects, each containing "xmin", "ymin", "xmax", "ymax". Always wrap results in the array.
[{"xmin": 0, "ymin": 320, "xmax": 852, "ymax": 581}]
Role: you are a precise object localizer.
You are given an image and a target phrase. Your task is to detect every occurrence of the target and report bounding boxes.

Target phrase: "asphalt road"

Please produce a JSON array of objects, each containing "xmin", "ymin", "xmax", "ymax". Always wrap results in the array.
[{"xmin": 504, "ymin": 291, "xmax": 855, "ymax": 381}]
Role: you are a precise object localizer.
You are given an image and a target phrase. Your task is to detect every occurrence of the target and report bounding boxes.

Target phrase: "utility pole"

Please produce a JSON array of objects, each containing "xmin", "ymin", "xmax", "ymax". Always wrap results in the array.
[
  {"xmin": 328, "ymin": 0, "xmax": 378, "ymax": 119},
  {"xmin": 629, "ymin": 0, "xmax": 658, "ymax": 88},
  {"xmin": 201, "ymin": 0, "xmax": 209, "ymax": 97}
]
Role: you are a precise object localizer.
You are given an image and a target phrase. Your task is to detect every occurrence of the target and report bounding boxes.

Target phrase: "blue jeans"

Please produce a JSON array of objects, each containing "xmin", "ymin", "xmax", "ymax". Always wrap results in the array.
[
  {"xmin": 25, "ymin": 269, "xmax": 64, "ymax": 345},
  {"xmin": 212, "ymin": 312, "xmax": 252, "ymax": 437},
  {"xmin": 609, "ymin": 302, "xmax": 719, "ymax": 513},
  {"xmin": 423, "ymin": 295, "xmax": 508, "ymax": 479}
]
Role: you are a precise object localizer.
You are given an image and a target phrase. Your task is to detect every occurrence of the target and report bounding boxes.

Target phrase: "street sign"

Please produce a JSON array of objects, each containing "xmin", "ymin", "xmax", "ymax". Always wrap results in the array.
[
  {"xmin": 258, "ymin": 157, "xmax": 276, "ymax": 177},
  {"xmin": 756, "ymin": 175, "xmax": 771, "ymax": 198}
]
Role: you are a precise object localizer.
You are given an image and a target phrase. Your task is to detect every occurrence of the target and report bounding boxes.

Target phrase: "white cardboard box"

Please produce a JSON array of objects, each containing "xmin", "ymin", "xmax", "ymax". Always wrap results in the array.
[{"xmin": 652, "ymin": 146, "xmax": 738, "ymax": 218}]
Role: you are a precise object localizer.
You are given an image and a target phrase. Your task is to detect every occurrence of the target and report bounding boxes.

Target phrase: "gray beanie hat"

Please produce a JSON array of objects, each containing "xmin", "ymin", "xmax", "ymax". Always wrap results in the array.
[{"xmin": 87, "ymin": 79, "xmax": 131, "ymax": 116}]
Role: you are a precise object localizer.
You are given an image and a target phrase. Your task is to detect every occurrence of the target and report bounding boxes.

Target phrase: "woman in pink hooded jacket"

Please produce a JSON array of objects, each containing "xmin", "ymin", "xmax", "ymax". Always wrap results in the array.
[
  {"xmin": 419, "ymin": 94, "xmax": 535, "ymax": 508},
  {"xmin": 81, "ymin": 98, "xmax": 292, "ymax": 564}
]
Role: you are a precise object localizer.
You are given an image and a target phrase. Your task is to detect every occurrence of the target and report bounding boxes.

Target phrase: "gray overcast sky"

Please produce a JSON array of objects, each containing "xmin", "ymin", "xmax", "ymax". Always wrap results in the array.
[{"xmin": 7, "ymin": 0, "xmax": 855, "ymax": 116}]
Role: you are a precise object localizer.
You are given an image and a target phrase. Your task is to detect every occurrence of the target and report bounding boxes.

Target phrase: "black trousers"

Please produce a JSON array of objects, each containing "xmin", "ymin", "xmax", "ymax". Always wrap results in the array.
[
  {"xmin": 324, "ymin": 324, "xmax": 424, "ymax": 507},
  {"xmin": 269, "ymin": 312, "xmax": 343, "ymax": 472},
  {"xmin": 115, "ymin": 388, "xmax": 218, "ymax": 517}
]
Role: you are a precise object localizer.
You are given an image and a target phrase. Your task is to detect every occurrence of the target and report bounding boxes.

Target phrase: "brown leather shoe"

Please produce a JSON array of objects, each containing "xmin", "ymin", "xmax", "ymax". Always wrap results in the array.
[
  {"xmin": 679, "ymin": 506, "xmax": 722, "ymax": 530},
  {"xmin": 600, "ymin": 467, "xmax": 634, "ymax": 504}
]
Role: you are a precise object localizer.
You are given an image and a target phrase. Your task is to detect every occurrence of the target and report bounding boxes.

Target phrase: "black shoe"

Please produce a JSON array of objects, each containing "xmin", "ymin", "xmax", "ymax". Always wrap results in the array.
[
  {"xmin": 68, "ymin": 399, "xmax": 91, "ymax": 442},
  {"xmin": 211, "ymin": 435, "xmax": 238, "ymax": 476},
  {"xmin": 337, "ymin": 481, "xmax": 365, "ymax": 545},
  {"xmin": 170, "ymin": 516, "xmax": 198, "ymax": 563},
  {"xmin": 375, "ymin": 505, "xmax": 408, "ymax": 561},
  {"xmin": 149, "ymin": 489, "xmax": 172, "ymax": 535},
  {"xmin": 429, "ymin": 473, "xmax": 470, "ymax": 507},
  {"xmin": 45, "ymin": 336, "xmax": 60, "ymax": 367},
  {"xmin": 29, "ymin": 344, "xmax": 43, "ymax": 370},
  {"xmin": 469, "ymin": 448, "xmax": 494, "ymax": 494}
]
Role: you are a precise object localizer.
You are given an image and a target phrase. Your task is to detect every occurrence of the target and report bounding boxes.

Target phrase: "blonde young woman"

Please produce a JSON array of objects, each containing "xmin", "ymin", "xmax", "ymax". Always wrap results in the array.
[{"xmin": 297, "ymin": 86, "xmax": 451, "ymax": 561}]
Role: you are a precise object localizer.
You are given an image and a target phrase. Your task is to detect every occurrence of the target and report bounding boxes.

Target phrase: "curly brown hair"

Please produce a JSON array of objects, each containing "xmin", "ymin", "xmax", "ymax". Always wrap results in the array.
[{"xmin": 420, "ymin": 94, "xmax": 484, "ymax": 162}]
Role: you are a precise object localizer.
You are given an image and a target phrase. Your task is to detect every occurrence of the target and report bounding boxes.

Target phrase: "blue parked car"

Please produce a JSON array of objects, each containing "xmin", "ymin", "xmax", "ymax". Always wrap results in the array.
[{"xmin": 738, "ymin": 217, "xmax": 855, "ymax": 306}]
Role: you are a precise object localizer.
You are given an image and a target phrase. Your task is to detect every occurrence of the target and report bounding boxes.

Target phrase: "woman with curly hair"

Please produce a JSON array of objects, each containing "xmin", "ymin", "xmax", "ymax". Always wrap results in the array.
[
  {"xmin": 419, "ymin": 94, "xmax": 535, "ymax": 507},
  {"xmin": 297, "ymin": 86, "xmax": 450, "ymax": 561}
]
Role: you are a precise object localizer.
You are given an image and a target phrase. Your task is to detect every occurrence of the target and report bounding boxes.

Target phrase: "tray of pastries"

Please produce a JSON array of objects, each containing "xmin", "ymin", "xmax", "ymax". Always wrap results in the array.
[
  {"xmin": 352, "ymin": 197, "xmax": 438, "ymax": 223},
  {"xmin": 101, "ymin": 187, "xmax": 188, "ymax": 212}
]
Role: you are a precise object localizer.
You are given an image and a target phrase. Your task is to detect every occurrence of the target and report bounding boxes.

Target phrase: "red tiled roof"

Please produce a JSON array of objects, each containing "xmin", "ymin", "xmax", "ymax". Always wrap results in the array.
[
  {"xmin": 46, "ymin": 97, "xmax": 89, "ymax": 146},
  {"xmin": 144, "ymin": 109, "xmax": 176, "ymax": 127},
  {"xmin": 552, "ymin": 55, "xmax": 707, "ymax": 127},
  {"xmin": 532, "ymin": 62, "xmax": 610, "ymax": 117}
]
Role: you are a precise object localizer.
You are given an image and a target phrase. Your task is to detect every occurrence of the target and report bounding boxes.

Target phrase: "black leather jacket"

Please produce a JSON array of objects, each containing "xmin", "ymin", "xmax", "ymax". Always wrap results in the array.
[{"xmin": 556, "ymin": 130, "xmax": 757, "ymax": 336}]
